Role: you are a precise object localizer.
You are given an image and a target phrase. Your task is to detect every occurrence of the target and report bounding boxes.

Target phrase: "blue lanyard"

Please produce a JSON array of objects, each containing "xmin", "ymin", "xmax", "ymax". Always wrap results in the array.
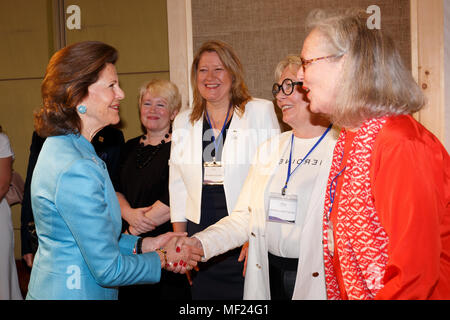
[
  {"xmin": 205, "ymin": 105, "xmax": 232, "ymax": 162},
  {"xmin": 282, "ymin": 124, "xmax": 332, "ymax": 196},
  {"xmin": 326, "ymin": 150, "xmax": 346, "ymax": 221}
]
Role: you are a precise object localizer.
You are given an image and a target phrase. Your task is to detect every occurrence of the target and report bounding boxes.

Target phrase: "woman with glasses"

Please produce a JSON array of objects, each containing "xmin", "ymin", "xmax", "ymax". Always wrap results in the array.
[
  {"xmin": 297, "ymin": 10, "xmax": 449, "ymax": 299},
  {"xmin": 169, "ymin": 40, "xmax": 280, "ymax": 299},
  {"xmin": 177, "ymin": 54, "xmax": 339, "ymax": 299}
]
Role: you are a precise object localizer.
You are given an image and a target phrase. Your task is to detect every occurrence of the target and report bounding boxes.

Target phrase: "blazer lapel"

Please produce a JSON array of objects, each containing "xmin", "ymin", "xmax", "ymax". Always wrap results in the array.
[
  {"xmin": 222, "ymin": 108, "xmax": 242, "ymax": 164},
  {"xmin": 190, "ymin": 117, "xmax": 203, "ymax": 201}
]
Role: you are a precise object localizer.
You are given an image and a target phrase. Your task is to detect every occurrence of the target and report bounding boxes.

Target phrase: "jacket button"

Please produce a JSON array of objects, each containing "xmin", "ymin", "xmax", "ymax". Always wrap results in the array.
[{"xmin": 312, "ymin": 272, "xmax": 319, "ymax": 277}]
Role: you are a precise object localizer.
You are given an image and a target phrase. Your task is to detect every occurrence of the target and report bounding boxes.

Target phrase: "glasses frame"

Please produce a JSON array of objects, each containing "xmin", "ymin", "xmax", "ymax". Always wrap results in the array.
[
  {"xmin": 300, "ymin": 54, "xmax": 340, "ymax": 71},
  {"xmin": 272, "ymin": 78, "xmax": 303, "ymax": 97}
]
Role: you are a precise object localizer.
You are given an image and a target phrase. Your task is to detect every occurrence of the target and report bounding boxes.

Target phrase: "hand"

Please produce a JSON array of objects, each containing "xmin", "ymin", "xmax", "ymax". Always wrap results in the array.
[
  {"xmin": 238, "ymin": 241, "xmax": 249, "ymax": 277},
  {"xmin": 141, "ymin": 231, "xmax": 187, "ymax": 253},
  {"xmin": 176, "ymin": 236, "xmax": 204, "ymax": 256},
  {"xmin": 163, "ymin": 236, "xmax": 204, "ymax": 273},
  {"xmin": 126, "ymin": 207, "xmax": 157, "ymax": 235},
  {"xmin": 23, "ymin": 253, "xmax": 34, "ymax": 268},
  {"xmin": 144, "ymin": 201, "xmax": 170, "ymax": 227}
]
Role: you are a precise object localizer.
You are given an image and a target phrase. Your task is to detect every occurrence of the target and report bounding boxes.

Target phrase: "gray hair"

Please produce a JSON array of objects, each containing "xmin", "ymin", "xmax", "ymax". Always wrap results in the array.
[{"xmin": 306, "ymin": 9, "xmax": 425, "ymax": 127}]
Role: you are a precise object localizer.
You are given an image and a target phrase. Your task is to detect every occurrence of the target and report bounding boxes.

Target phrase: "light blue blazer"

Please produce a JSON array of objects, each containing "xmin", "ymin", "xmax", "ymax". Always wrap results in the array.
[{"xmin": 26, "ymin": 134, "xmax": 161, "ymax": 300}]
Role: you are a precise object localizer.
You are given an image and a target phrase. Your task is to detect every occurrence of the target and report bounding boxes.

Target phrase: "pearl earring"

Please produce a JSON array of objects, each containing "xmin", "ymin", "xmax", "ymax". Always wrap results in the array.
[{"xmin": 77, "ymin": 105, "xmax": 87, "ymax": 114}]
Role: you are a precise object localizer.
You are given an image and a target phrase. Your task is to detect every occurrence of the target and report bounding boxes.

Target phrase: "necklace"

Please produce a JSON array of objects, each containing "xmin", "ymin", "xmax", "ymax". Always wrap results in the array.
[{"xmin": 136, "ymin": 128, "xmax": 171, "ymax": 169}]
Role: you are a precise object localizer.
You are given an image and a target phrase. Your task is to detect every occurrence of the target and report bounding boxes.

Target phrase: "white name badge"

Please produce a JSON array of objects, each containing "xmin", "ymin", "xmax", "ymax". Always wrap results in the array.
[
  {"xmin": 268, "ymin": 193, "xmax": 297, "ymax": 224},
  {"xmin": 203, "ymin": 161, "xmax": 224, "ymax": 185}
]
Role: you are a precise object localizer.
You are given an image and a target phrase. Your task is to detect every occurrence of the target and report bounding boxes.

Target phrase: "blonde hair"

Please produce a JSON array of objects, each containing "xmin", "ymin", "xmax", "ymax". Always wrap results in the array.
[
  {"xmin": 189, "ymin": 40, "xmax": 251, "ymax": 124},
  {"xmin": 139, "ymin": 79, "xmax": 182, "ymax": 115},
  {"xmin": 274, "ymin": 55, "xmax": 302, "ymax": 81},
  {"xmin": 306, "ymin": 9, "xmax": 425, "ymax": 127}
]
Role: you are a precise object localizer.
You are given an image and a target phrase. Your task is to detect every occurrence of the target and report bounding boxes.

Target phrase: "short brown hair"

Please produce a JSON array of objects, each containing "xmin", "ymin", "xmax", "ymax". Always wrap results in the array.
[
  {"xmin": 35, "ymin": 41, "xmax": 118, "ymax": 137},
  {"xmin": 306, "ymin": 9, "xmax": 425, "ymax": 127},
  {"xmin": 190, "ymin": 40, "xmax": 251, "ymax": 123}
]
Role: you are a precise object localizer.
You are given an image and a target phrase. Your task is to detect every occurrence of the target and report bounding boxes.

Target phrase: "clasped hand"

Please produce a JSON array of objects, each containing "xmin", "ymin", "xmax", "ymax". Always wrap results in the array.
[{"xmin": 142, "ymin": 233, "xmax": 204, "ymax": 274}]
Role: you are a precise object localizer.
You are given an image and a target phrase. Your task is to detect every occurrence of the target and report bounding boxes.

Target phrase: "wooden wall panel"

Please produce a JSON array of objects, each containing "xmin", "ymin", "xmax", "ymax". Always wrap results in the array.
[
  {"xmin": 64, "ymin": 0, "xmax": 169, "ymax": 75},
  {"xmin": 411, "ymin": 0, "xmax": 446, "ymax": 147},
  {"xmin": 0, "ymin": 0, "xmax": 52, "ymax": 258},
  {"xmin": 167, "ymin": 0, "xmax": 193, "ymax": 110},
  {"xmin": 0, "ymin": 0, "xmax": 51, "ymax": 79}
]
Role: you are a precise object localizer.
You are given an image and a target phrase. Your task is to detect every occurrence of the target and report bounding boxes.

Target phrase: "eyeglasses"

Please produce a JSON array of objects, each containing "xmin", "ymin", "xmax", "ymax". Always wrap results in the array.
[
  {"xmin": 272, "ymin": 78, "xmax": 303, "ymax": 97},
  {"xmin": 300, "ymin": 54, "xmax": 340, "ymax": 71}
]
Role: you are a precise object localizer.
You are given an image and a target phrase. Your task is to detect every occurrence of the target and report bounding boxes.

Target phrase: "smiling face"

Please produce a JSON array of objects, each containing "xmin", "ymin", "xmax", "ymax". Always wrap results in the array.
[
  {"xmin": 196, "ymin": 51, "xmax": 233, "ymax": 107},
  {"xmin": 275, "ymin": 65, "xmax": 310, "ymax": 129},
  {"xmin": 79, "ymin": 63, "xmax": 124, "ymax": 138},
  {"xmin": 298, "ymin": 29, "xmax": 343, "ymax": 116},
  {"xmin": 140, "ymin": 91, "xmax": 176, "ymax": 134}
]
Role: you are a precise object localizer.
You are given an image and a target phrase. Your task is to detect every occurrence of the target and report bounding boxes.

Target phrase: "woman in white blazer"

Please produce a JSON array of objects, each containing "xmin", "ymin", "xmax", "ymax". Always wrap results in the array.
[
  {"xmin": 169, "ymin": 40, "xmax": 280, "ymax": 299},
  {"xmin": 179, "ymin": 55, "xmax": 339, "ymax": 299}
]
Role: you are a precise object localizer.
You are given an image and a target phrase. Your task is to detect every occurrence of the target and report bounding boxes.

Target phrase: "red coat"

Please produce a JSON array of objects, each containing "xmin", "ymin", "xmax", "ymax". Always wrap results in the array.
[{"xmin": 330, "ymin": 115, "xmax": 450, "ymax": 299}]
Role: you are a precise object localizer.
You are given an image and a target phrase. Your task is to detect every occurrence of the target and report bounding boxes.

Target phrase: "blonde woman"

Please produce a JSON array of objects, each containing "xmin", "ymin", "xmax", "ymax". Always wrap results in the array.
[
  {"xmin": 170, "ymin": 40, "xmax": 280, "ymax": 299},
  {"xmin": 114, "ymin": 79, "xmax": 190, "ymax": 299},
  {"xmin": 176, "ymin": 55, "xmax": 339, "ymax": 300}
]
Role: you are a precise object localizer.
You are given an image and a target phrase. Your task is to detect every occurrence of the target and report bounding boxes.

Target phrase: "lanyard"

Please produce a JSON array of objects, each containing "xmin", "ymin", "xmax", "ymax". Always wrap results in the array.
[
  {"xmin": 205, "ymin": 105, "xmax": 232, "ymax": 162},
  {"xmin": 326, "ymin": 150, "xmax": 346, "ymax": 222},
  {"xmin": 282, "ymin": 124, "xmax": 332, "ymax": 196}
]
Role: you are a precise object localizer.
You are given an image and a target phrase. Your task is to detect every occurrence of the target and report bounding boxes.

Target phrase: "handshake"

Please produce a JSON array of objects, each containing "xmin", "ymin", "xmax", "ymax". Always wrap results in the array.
[{"xmin": 141, "ymin": 232, "xmax": 204, "ymax": 273}]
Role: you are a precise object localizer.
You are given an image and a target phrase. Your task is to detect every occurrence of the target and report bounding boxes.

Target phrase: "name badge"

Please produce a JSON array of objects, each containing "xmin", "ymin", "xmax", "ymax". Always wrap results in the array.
[
  {"xmin": 203, "ymin": 161, "xmax": 224, "ymax": 185},
  {"xmin": 268, "ymin": 193, "xmax": 297, "ymax": 224}
]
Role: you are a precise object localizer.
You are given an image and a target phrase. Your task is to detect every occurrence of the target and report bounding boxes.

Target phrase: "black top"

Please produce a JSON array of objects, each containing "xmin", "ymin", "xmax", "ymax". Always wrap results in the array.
[
  {"xmin": 113, "ymin": 136, "xmax": 171, "ymax": 237},
  {"xmin": 187, "ymin": 115, "xmax": 232, "ymax": 232},
  {"xmin": 187, "ymin": 114, "xmax": 244, "ymax": 300},
  {"xmin": 202, "ymin": 114, "xmax": 231, "ymax": 163},
  {"xmin": 114, "ymin": 135, "xmax": 191, "ymax": 300}
]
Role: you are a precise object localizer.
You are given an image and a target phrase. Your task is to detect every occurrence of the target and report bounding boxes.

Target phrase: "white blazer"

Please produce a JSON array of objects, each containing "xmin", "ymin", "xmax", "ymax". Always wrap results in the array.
[
  {"xmin": 193, "ymin": 128, "xmax": 339, "ymax": 300},
  {"xmin": 169, "ymin": 98, "xmax": 280, "ymax": 224}
]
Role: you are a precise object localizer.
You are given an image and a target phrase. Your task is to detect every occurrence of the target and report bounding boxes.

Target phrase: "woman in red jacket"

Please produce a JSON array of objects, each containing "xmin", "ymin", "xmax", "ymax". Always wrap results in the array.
[{"xmin": 298, "ymin": 9, "xmax": 450, "ymax": 299}]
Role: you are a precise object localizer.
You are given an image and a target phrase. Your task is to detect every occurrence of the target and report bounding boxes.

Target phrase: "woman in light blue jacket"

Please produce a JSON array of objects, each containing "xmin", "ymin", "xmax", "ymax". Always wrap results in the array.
[{"xmin": 27, "ymin": 41, "xmax": 199, "ymax": 300}]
